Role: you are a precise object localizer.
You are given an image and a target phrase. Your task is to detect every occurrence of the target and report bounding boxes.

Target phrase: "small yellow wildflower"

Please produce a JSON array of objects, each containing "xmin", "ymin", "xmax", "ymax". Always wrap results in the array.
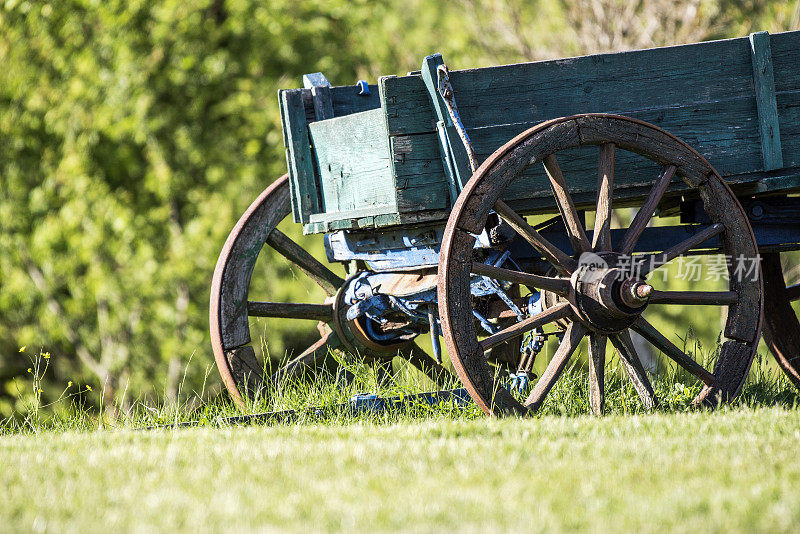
[
  {"xmin": 38, "ymin": 389, "xmax": 43, "ymax": 394},
  {"xmin": 68, "ymin": 381, "xmax": 73, "ymax": 387},
  {"xmin": 19, "ymin": 346, "xmax": 26, "ymax": 352},
  {"xmin": 43, "ymin": 352, "xmax": 50, "ymax": 359},
  {"xmin": 86, "ymin": 385, "xmax": 92, "ymax": 391},
  {"xmin": 27, "ymin": 368, "xmax": 32, "ymax": 373}
]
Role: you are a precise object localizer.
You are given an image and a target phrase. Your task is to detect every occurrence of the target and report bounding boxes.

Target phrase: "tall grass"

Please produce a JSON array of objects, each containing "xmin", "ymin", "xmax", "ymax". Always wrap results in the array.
[{"xmin": 2, "ymin": 342, "xmax": 798, "ymax": 436}]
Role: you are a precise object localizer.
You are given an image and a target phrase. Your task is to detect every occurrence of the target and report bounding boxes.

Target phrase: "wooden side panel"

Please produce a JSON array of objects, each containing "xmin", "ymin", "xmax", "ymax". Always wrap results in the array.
[
  {"xmin": 380, "ymin": 94, "xmax": 772, "ymax": 207},
  {"xmin": 280, "ymin": 89, "xmax": 320, "ymax": 223},
  {"xmin": 749, "ymin": 31, "xmax": 783, "ymax": 171},
  {"xmin": 377, "ymin": 31, "xmax": 800, "ymax": 213},
  {"xmin": 382, "ymin": 35, "xmax": 761, "ymax": 136},
  {"xmin": 768, "ymin": 30, "xmax": 800, "ymax": 93},
  {"xmin": 771, "ymin": 31, "xmax": 800, "ymax": 169},
  {"xmin": 308, "ymin": 108, "xmax": 396, "ymax": 215}
]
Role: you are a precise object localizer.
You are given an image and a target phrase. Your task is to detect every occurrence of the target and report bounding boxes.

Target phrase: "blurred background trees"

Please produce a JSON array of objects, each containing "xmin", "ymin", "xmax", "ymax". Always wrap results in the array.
[{"xmin": 1, "ymin": 0, "xmax": 797, "ymax": 414}]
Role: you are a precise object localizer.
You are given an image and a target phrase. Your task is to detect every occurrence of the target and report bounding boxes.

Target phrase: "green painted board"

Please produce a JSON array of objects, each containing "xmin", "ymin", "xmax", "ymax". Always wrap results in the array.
[
  {"xmin": 749, "ymin": 31, "xmax": 783, "ymax": 171},
  {"xmin": 768, "ymin": 31, "xmax": 800, "ymax": 93},
  {"xmin": 280, "ymin": 89, "xmax": 319, "ymax": 223},
  {"xmin": 381, "ymin": 35, "xmax": 760, "ymax": 136},
  {"xmin": 330, "ymin": 84, "xmax": 380, "ymax": 116},
  {"xmin": 308, "ymin": 108, "xmax": 396, "ymax": 215},
  {"xmin": 375, "ymin": 91, "xmax": 794, "ymax": 200}
]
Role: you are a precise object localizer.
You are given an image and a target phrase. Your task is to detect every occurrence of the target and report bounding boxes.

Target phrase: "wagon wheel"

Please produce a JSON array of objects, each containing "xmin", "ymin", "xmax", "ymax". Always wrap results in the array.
[
  {"xmin": 762, "ymin": 252, "xmax": 800, "ymax": 388},
  {"xmin": 438, "ymin": 114, "xmax": 763, "ymax": 416},
  {"xmin": 210, "ymin": 174, "xmax": 452, "ymax": 407}
]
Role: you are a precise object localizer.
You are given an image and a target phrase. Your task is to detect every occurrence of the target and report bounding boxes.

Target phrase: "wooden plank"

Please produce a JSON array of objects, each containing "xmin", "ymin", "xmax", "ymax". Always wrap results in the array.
[
  {"xmin": 776, "ymin": 89, "xmax": 800, "ymax": 169},
  {"xmin": 767, "ymin": 30, "xmax": 800, "ymax": 93},
  {"xmin": 280, "ymin": 89, "xmax": 320, "ymax": 223},
  {"xmin": 303, "ymin": 72, "xmax": 334, "ymax": 122},
  {"xmin": 330, "ymin": 84, "xmax": 381, "ymax": 116},
  {"xmin": 749, "ymin": 31, "xmax": 783, "ymax": 171},
  {"xmin": 395, "ymin": 181, "xmax": 450, "ymax": 212},
  {"xmin": 420, "ymin": 54, "xmax": 473, "ymax": 188},
  {"xmin": 247, "ymin": 301, "xmax": 333, "ymax": 322},
  {"xmin": 378, "ymin": 93, "xmax": 772, "ymax": 207},
  {"xmin": 302, "ymin": 72, "xmax": 331, "ymax": 88},
  {"xmin": 307, "ymin": 204, "xmax": 398, "ymax": 225},
  {"xmin": 380, "ymin": 74, "xmax": 436, "ymax": 135},
  {"xmin": 390, "ymin": 133, "xmax": 446, "ymax": 182},
  {"xmin": 383, "ymin": 35, "xmax": 758, "ymax": 136},
  {"xmin": 307, "ymin": 108, "xmax": 396, "ymax": 215},
  {"xmin": 437, "ymin": 121, "xmax": 460, "ymax": 205},
  {"xmin": 278, "ymin": 95, "xmax": 301, "ymax": 222},
  {"xmin": 303, "ymin": 208, "xmax": 450, "ymax": 235}
]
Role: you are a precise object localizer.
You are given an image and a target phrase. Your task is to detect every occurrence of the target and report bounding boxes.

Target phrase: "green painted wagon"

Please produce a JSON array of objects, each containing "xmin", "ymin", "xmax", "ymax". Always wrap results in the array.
[{"xmin": 211, "ymin": 30, "xmax": 800, "ymax": 416}]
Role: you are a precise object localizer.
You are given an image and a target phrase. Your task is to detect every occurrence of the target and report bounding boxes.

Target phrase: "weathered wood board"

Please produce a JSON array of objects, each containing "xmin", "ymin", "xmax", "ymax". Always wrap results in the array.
[{"xmin": 279, "ymin": 30, "xmax": 800, "ymax": 234}]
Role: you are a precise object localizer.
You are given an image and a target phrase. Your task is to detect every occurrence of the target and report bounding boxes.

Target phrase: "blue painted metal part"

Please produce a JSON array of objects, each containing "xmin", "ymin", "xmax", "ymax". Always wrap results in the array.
[
  {"xmin": 508, "ymin": 372, "xmax": 531, "ymax": 395},
  {"xmin": 356, "ymin": 80, "xmax": 370, "ymax": 95},
  {"xmin": 325, "ymin": 227, "xmax": 443, "ymax": 270},
  {"xmin": 349, "ymin": 388, "xmax": 472, "ymax": 414},
  {"xmin": 145, "ymin": 388, "xmax": 475, "ymax": 429}
]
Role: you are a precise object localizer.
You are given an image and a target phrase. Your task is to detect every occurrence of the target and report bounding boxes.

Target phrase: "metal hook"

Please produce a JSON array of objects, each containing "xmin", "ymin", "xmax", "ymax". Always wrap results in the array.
[{"xmin": 356, "ymin": 80, "xmax": 370, "ymax": 95}]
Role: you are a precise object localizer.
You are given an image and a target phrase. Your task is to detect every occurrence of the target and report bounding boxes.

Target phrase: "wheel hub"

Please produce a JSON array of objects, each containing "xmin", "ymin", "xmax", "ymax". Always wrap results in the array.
[{"xmin": 552, "ymin": 253, "xmax": 652, "ymax": 335}]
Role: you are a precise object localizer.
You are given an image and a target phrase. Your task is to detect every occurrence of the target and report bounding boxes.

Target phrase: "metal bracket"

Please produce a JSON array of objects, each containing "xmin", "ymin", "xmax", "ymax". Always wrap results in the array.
[
  {"xmin": 436, "ymin": 64, "xmax": 478, "ymax": 173},
  {"xmin": 421, "ymin": 54, "xmax": 475, "ymax": 202}
]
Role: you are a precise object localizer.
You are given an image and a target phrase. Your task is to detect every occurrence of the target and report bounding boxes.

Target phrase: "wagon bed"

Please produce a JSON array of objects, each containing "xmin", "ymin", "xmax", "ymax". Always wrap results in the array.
[{"xmin": 279, "ymin": 30, "xmax": 800, "ymax": 234}]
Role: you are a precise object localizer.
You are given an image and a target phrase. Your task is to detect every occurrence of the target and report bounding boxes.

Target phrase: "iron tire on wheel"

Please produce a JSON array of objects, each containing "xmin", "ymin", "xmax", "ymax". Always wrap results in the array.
[{"xmin": 437, "ymin": 114, "xmax": 763, "ymax": 416}]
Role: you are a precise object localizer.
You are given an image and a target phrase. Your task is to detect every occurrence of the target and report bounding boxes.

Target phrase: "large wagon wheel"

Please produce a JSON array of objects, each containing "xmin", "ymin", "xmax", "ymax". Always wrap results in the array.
[
  {"xmin": 762, "ymin": 252, "xmax": 800, "ymax": 388},
  {"xmin": 438, "ymin": 114, "xmax": 763, "ymax": 416},
  {"xmin": 210, "ymin": 174, "xmax": 451, "ymax": 407}
]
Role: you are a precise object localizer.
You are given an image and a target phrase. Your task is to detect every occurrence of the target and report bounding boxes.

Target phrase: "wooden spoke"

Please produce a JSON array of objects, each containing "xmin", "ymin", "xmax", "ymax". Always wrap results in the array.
[
  {"xmin": 787, "ymin": 283, "xmax": 800, "ymax": 302},
  {"xmin": 638, "ymin": 223, "xmax": 724, "ymax": 276},
  {"xmin": 271, "ymin": 330, "xmax": 341, "ymax": 383},
  {"xmin": 543, "ymin": 154, "xmax": 591, "ymax": 255},
  {"xmin": 525, "ymin": 322, "xmax": 588, "ymax": 411},
  {"xmin": 404, "ymin": 345, "xmax": 456, "ymax": 389},
  {"xmin": 609, "ymin": 330, "xmax": 657, "ymax": 409},
  {"xmin": 617, "ymin": 165, "xmax": 676, "ymax": 255},
  {"xmin": 471, "ymin": 262, "xmax": 570, "ymax": 295},
  {"xmin": 266, "ymin": 228, "xmax": 344, "ymax": 296},
  {"xmin": 588, "ymin": 334, "xmax": 607, "ymax": 416},
  {"xmin": 480, "ymin": 302, "xmax": 572, "ymax": 352},
  {"xmin": 631, "ymin": 318, "xmax": 714, "ymax": 385},
  {"xmin": 247, "ymin": 301, "xmax": 333, "ymax": 322},
  {"xmin": 493, "ymin": 199, "xmax": 577, "ymax": 275},
  {"xmin": 592, "ymin": 143, "xmax": 615, "ymax": 252},
  {"xmin": 647, "ymin": 290, "xmax": 738, "ymax": 306}
]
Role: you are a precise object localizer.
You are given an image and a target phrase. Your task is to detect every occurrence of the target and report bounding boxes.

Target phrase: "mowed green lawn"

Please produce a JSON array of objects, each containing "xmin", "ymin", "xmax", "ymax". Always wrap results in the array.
[{"xmin": 3, "ymin": 408, "xmax": 800, "ymax": 532}]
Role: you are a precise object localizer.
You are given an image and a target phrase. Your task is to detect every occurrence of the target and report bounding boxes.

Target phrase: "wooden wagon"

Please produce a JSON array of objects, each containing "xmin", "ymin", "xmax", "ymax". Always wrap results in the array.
[{"xmin": 210, "ymin": 30, "xmax": 800, "ymax": 415}]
